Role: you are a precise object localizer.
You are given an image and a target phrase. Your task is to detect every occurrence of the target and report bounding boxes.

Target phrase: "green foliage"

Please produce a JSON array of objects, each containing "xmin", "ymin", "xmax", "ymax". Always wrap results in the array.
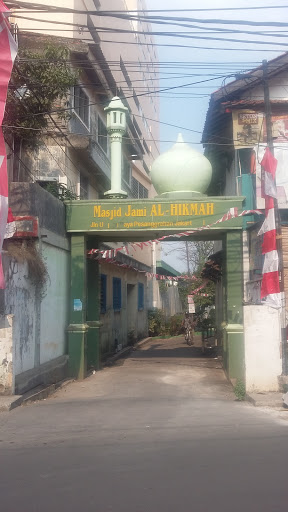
[
  {"xmin": 234, "ymin": 380, "xmax": 246, "ymax": 401},
  {"xmin": 43, "ymin": 182, "xmax": 77, "ymax": 202},
  {"xmin": 148, "ymin": 310, "xmax": 184, "ymax": 337},
  {"xmin": 178, "ymin": 277, "xmax": 215, "ymax": 313},
  {"xmin": 127, "ymin": 330, "xmax": 136, "ymax": 346},
  {"xmin": 3, "ymin": 44, "xmax": 78, "ymax": 145},
  {"xmin": 148, "ymin": 309, "xmax": 166, "ymax": 337},
  {"xmin": 168, "ymin": 314, "xmax": 183, "ymax": 336}
]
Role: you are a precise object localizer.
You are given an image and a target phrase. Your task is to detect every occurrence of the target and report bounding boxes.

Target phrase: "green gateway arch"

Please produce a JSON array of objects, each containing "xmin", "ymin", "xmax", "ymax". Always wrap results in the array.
[{"xmin": 65, "ymin": 195, "xmax": 245, "ymax": 385}]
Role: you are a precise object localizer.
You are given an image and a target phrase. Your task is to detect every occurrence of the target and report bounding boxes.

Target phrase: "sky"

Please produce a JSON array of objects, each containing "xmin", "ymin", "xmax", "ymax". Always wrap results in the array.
[{"xmin": 145, "ymin": 0, "xmax": 288, "ymax": 272}]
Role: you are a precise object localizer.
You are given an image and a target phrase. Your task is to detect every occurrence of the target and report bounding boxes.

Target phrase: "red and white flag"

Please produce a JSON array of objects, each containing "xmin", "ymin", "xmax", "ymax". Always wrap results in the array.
[
  {"xmin": 0, "ymin": 1, "xmax": 18, "ymax": 288},
  {"xmin": 258, "ymin": 147, "xmax": 281, "ymax": 308}
]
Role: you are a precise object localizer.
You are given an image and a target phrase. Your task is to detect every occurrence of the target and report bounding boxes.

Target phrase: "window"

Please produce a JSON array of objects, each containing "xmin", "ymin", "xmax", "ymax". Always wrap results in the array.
[
  {"xmin": 138, "ymin": 283, "xmax": 144, "ymax": 310},
  {"xmin": 113, "ymin": 277, "xmax": 121, "ymax": 311},
  {"xmin": 98, "ymin": 116, "xmax": 108, "ymax": 154},
  {"xmin": 123, "ymin": 157, "xmax": 131, "ymax": 186},
  {"xmin": 73, "ymin": 86, "xmax": 89, "ymax": 128},
  {"xmin": 131, "ymin": 177, "xmax": 148, "ymax": 199},
  {"xmin": 100, "ymin": 274, "xmax": 107, "ymax": 313},
  {"xmin": 80, "ymin": 173, "xmax": 88, "ymax": 199},
  {"xmin": 120, "ymin": 57, "xmax": 132, "ymax": 89}
]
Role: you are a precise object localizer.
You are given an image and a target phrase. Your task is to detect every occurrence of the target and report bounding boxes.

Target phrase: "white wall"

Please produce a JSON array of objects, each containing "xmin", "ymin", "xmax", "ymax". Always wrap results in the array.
[
  {"xmin": 40, "ymin": 243, "xmax": 69, "ymax": 365},
  {"xmin": 0, "ymin": 315, "xmax": 15, "ymax": 394},
  {"xmin": 99, "ymin": 262, "xmax": 148, "ymax": 354},
  {"xmin": 1, "ymin": 239, "xmax": 69, "ymax": 387},
  {"xmin": 244, "ymin": 305, "xmax": 282, "ymax": 392},
  {"xmin": 3, "ymin": 257, "xmax": 37, "ymax": 376}
]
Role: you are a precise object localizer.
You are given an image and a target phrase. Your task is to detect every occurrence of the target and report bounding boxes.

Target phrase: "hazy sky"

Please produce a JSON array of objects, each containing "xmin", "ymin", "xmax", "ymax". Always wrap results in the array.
[{"xmin": 145, "ymin": 0, "xmax": 287, "ymax": 272}]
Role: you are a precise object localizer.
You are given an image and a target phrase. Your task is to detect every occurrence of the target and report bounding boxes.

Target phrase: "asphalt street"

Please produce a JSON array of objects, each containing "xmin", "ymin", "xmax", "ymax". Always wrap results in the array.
[{"xmin": 1, "ymin": 336, "xmax": 288, "ymax": 512}]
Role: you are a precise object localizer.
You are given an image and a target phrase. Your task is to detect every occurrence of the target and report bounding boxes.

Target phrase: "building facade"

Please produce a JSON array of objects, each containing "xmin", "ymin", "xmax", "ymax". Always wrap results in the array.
[
  {"xmin": 202, "ymin": 53, "xmax": 288, "ymax": 392},
  {"xmin": 0, "ymin": 0, "xmax": 161, "ymax": 394}
]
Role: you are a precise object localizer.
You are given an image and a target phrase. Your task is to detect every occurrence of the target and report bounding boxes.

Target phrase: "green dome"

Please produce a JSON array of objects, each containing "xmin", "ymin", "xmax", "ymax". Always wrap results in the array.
[{"xmin": 151, "ymin": 134, "xmax": 212, "ymax": 198}]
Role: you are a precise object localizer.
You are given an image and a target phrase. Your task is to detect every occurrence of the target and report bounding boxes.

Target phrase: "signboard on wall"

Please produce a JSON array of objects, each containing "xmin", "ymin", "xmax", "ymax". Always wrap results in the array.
[
  {"xmin": 66, "ymin": 198, "xmax": 244, "ymax": 233},
  {"xmin": 232, "ymin": 110, "xmax": 288, "ymax": 149},
  {"xmin": 232, "ymin": 110, "xmax": 264, "ymax": 149},
  {"xmin": 187, "ymin": 295, "xmax": 195, "ymax": 313}
]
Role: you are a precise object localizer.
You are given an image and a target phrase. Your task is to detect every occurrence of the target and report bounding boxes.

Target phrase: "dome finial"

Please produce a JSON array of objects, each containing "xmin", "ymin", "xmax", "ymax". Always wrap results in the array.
[
  {"xmin": 176, "ymin": 133, "xmax": 184, "ymax": 144},
  {"xmin": 150, "ymin": 134, "xmax": 212, "ymax": 198}
]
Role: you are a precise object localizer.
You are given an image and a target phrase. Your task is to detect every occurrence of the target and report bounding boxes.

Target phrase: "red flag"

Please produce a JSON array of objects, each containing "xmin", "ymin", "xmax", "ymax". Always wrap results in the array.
[{"xmin": 0, "ymin": 1, "xmax": 18, "ymax": 287}]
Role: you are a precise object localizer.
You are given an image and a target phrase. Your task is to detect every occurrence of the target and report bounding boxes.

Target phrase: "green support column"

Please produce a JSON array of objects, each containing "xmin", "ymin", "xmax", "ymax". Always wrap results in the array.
[
  {"xmin": 67, "ymin": 234, "xmax": 88, "ymax": 380},
  {"xmin": 87, "ymin": 254, "xmax": 101, "ymax": 370},
  {"xmin": 223, "ymin": 231, "xmax": 245, "ymax": 384}
]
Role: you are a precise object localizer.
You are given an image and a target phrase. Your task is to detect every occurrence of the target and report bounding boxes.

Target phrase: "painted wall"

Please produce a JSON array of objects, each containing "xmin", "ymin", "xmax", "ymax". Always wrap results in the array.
[
  {"xmin": 244, "ymin": 305, "xmax": 282, "ymax": 392},
  {"xmin": 0, "ymin": 315, "xmax": 15, "ymax": 394},
  {"xmin": 39, "ymin": 243, "xmax": 69, "ymax": 365},
  {"xmin": 3, "ymin": 255, "xmax": 37, "ymax": 376},
  {"xmin": 99, "ymin": 262, "xmax": 148, "ymax": 356},
  {"xmin": 2, "ymin": 242, "xmax": 69, "ymax": 377}
]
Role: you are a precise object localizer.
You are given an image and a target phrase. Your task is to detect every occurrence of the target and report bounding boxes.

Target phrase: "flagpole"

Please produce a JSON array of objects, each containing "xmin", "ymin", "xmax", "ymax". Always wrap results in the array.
[
  {"xmin": 263, "ymin": 60, "xmax": 287, "ymax": 373},
  {"xmin": 262, "ymin": 60, "xmax": 274, "ymax": 156}
]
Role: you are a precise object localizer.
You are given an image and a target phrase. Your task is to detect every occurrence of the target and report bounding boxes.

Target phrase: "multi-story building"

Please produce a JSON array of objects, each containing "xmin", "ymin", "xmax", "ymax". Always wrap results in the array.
[{"xmin": 0, "ymin": 0, "xmax": 161, "ymax": 394}]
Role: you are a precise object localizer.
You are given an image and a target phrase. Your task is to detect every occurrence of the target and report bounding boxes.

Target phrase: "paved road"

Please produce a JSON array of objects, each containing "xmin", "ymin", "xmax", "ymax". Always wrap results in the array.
[{"xmin": 1, "ymin": 336, "xmax": 288, "ymax": 512}]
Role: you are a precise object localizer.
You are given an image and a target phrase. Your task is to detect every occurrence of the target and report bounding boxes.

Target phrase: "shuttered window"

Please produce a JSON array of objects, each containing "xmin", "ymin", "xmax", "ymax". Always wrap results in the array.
[
  {"xmin": 131, "ymin": 177, "xmax": 148, "ymax": 199},
  {"xmin": 113, "ymin": 277, "xmax": 122, "ymax": 311},
  {"xmin": 138, "ymin": 283, "xmax": 144, "ymax": 310},
  {"xmin": 100, "ymin": 274, "xmax": 107, "ymax": 313}
]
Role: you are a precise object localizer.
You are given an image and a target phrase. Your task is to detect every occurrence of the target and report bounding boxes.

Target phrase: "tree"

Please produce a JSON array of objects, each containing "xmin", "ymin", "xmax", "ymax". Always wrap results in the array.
[
  {"xmin": 3, "ymin": 44, "xmax": 78, "ymax": 146},
  {"xmin": 164, "ymin": 240, "xmax": 217, "ymax": 322},
  {"xmin": 163, "ymin": 240, "xmax": 214, "ymax": 275}
]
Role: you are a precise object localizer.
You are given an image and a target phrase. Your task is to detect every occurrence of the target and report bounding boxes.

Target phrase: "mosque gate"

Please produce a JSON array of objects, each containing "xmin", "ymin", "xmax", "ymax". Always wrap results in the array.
[{"xmin": 65, "ymin": 195, "xmax": 245, "ymax": 385}]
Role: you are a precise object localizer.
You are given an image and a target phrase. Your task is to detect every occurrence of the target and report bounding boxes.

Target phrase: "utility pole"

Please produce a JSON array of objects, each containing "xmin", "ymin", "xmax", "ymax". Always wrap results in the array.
[
  {"xmin": 263, "ymin": 59, "xmax": 286, "ymax": 373},
  {"xmin": 185, "ymin": 241, "xmax": 190, "ymax": 275},
  {"xmin": 262, "ymin": 60, "xmax": 274, "ymax": 155}
]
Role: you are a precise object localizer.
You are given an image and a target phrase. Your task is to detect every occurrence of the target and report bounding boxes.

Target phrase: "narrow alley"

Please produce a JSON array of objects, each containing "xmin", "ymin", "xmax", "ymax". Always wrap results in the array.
[{"xmin": 1, "ymin": 336, "xmax": 288, "ymax": 512}]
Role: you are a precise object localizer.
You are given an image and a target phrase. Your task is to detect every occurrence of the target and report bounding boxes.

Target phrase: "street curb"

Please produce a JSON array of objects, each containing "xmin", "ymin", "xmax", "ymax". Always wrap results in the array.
[
  {"xmin": 22, "ymin": 379, "xmax": 75, "ymax": 405},
  {"xmin": 134, "ymin": 337, "xmax": 152, "ymax": 349},
  {"xmin": 0, "ymin": 395, "xmax": 24, "ymax": 412},
  {"xmin": 0, "ymin": 379, "xmax": 75, "ymax": 412},
  {"xmin": 103, "ymin": 346, "xmax": 133, "ymax": 366},
  {"xmin": 245, "ymin": 392, "xmax": 284, "ymax": 408},
  {"xmin": 103, "ymin": 337, "xmax": 153, "ymax": 367}
]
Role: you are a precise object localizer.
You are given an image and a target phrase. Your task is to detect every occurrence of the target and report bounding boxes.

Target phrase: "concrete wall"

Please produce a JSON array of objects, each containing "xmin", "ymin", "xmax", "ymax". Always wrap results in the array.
[
  {"xmin": 244, "ymin": 305, "xmax": 282, "ymax": 392},
  {"xmin": 99, "ymin": 262, "xmax": 148, "ymax": 356},
  {"xmin": 0, "ymin": 184, "xmax": 70, "ymax": 395},
  {"xmin": 39, "ymin": 243, "xmax": 69, "ymax": 365},
  {"xmin": 1, "ymin": 241, "xmax": 69, "ymax": 382},
  {"xmin": 0, "ymin": 315, "xmax": 15, "ymax": 395}
]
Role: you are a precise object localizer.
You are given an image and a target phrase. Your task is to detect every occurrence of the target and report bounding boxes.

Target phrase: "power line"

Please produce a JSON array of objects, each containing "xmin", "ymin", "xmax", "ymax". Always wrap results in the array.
[
  {"xmin": 14, "ymin": 23, "xmax": 288, "ymax": 49},
  {"xmin": 10, "ymin": 3, "xmax": 288, "ymax": 13},
  {"xmin": 13, "ymin": 13, "xmax": 288, "ymax": 42}
]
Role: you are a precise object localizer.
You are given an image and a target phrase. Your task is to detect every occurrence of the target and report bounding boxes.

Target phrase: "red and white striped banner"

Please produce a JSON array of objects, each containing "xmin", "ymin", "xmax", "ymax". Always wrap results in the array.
[
  {"xmin": 97, "ymin": 256, "xmax": 212, "ymax": 294},
  {"xmin": 258, "ymin": 147, "xmax": 281, "ymax": 309},
  {"xmin": 0, "ymin": 1, "xmax": 17, "ymax": 288},
  {"xmin": 99, "ymin": 256, "xmax": 198, "ymax": 281},
  {"xmin": 88, "ymin": 208, "xmax": 262, "ymax": 259}
]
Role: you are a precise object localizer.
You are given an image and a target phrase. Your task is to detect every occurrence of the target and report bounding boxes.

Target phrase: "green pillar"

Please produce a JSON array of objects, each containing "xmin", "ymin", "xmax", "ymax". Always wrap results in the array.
[
  {"xmin": 87, "ymin": 255, "xmax": 101, "ymax": 370},
  {"xmin": 67, "ymin": 234, "xmax": 88, "ymax": 379},
  {"xmin": 223, "ymin": 231, "xmax": 245, "ymax": 384}
]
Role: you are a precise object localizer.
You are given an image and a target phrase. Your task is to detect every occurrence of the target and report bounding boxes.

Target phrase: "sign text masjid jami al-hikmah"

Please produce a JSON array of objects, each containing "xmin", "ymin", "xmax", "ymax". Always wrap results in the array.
[{"xmin": 90, "ymin": 202, "xmax": 215, "ymax": 230}]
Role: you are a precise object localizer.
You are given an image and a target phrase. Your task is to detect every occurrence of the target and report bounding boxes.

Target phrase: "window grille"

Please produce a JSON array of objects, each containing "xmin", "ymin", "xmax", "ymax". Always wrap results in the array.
[
  {"xmin": 131, "ymin": 176, "xmax": 148, "ymax": 199},
  {"xmin": 73, "ymin": 86, "xmax": 89, "ymax": 128},
  {"xmin": 98, "ymin": 116, "xmax": 108, "ymax": 154},
  {"xmin": 138, "ymin": 283, "xmax": 144, "ymax": 310},
  {"xmin": 100, "ymin": 274, "xmax": 107, "ymax": 313},
  {"xmin": 113, "ymin": 277, "xmax": 122, "ymax": 311}
]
